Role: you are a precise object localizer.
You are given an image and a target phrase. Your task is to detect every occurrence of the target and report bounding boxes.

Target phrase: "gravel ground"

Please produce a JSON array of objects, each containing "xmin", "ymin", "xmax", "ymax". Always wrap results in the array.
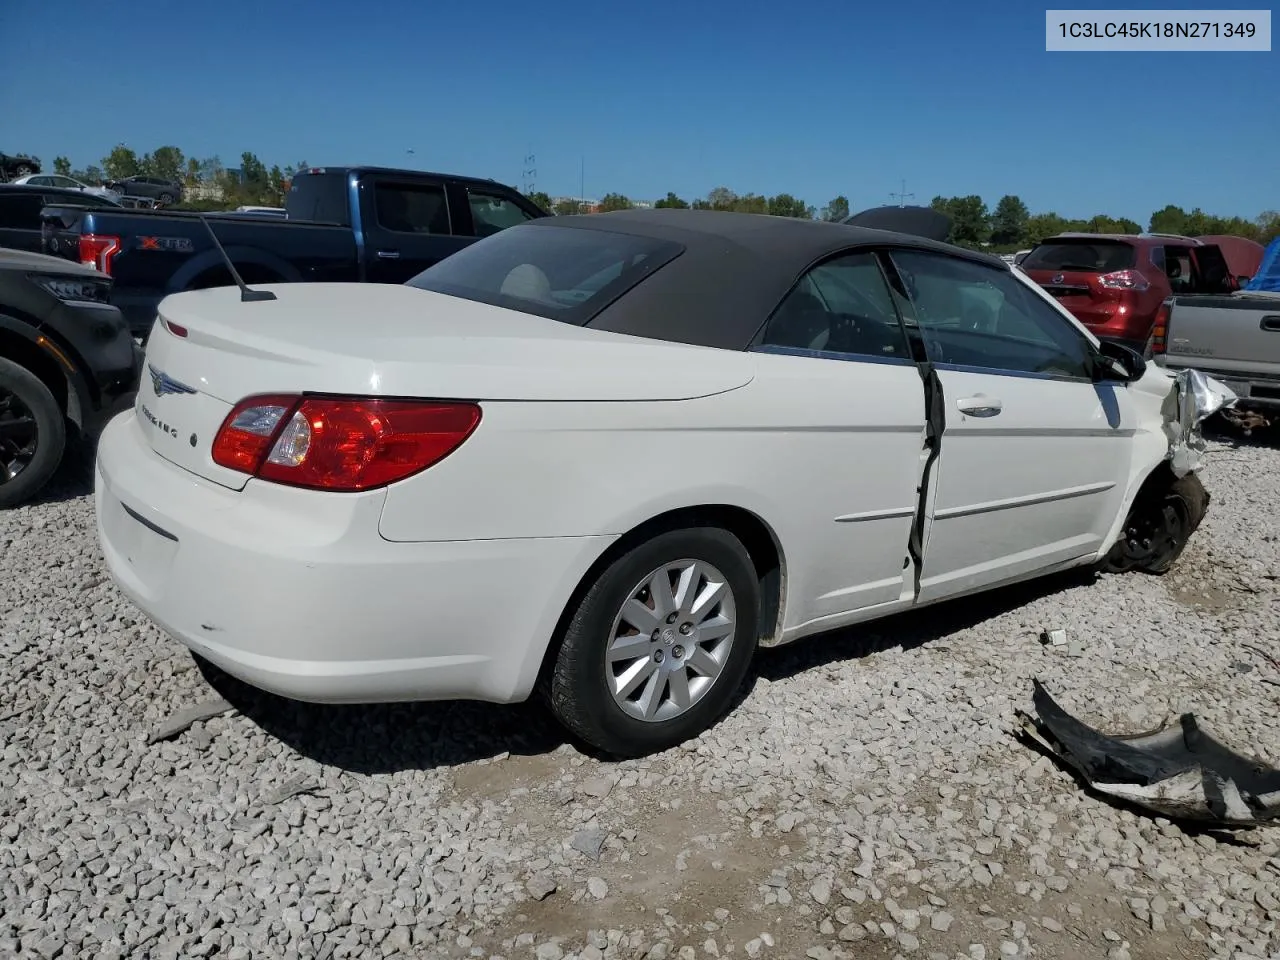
[{"xmin": 3, "ymin": 430, "xmax": 1279, "ymax": 960}]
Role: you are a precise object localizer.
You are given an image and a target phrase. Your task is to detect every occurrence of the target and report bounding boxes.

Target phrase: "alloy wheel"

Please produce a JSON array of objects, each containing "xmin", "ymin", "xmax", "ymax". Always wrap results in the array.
[
  {"xmin": 0, "ymin": 388, "xmax": 38, "ymax": 484},
  {"xmin": 604, "ymin": 559, "xmax": 737, "ymax": 722}
]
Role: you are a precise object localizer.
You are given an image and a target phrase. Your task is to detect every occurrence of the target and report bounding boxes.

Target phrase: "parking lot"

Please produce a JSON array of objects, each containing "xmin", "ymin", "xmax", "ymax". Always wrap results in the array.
[{"xmin": 3, "ymin": 431, "xmax": 1279, "ymax": 960}]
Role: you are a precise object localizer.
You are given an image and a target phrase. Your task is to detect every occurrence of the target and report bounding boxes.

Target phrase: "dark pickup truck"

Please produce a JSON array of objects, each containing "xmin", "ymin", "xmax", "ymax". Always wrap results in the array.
[{"xmin": 39, "ymin": 165, "xmax": 550, "ymax": 337}]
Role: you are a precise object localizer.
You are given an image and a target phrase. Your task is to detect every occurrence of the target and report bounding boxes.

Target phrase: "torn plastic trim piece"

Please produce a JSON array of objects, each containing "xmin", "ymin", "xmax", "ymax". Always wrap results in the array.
[
  {"xmin": 1163, "ymin": 368, "xmax": 1237, "ymax": 478},
  {"xmin": 1017, "ymin": 680, "xmax": 1280, "ymax": 827}
]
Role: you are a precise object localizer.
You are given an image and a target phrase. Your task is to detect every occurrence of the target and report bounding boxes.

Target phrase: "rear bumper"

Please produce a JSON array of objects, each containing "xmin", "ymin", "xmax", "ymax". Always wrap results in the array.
[
  {"xmin": 95, "ymin": 410, "xmax": 616, "ymax": 705},
  {"xmin": 1155, "ymin": 358, "xmax": 1280, "ymax": 409}
]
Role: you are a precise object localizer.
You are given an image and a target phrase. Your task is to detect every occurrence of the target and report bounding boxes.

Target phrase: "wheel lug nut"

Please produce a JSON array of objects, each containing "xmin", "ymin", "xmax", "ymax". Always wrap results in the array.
[
  {"xmin": 651, "ymin": 629, "xmax": 661, "ymax": 641},
  {"xmin": 666, "ymin": 613, "xmax": 678, "ymax": 624},
  {"xmin": 679, "ymin": 622, "xmax": 693, "ymax": 635},
  {"xmin": 654, "ymin": 650, "xmax": 664, "ymax": 663},
  {"xmin": 673, "ymin": 645, "xmax": 685, "ymax": 658}
]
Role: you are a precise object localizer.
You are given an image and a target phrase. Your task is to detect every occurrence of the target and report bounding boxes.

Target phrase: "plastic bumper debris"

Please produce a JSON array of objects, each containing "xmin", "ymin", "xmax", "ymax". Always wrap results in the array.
[{"xmin": 1017, "ymin": 680, "xmax": 1280, "ymax": 827}]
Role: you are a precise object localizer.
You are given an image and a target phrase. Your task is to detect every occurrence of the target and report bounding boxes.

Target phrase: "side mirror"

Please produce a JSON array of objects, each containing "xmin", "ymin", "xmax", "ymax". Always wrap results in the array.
[{"xmin": 1095, "ymin": 339, "xmax": 1147, "ymax": 383}]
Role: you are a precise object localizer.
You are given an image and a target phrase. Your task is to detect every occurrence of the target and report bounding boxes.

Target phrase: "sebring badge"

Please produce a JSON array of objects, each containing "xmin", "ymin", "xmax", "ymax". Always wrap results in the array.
[{"xmin": 149, "ymin": 363, "xmax": 196, "ymax": 397}]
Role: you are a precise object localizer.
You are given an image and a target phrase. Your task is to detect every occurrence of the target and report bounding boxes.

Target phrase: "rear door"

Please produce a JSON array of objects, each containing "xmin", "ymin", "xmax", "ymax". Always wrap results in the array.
[
  {"xmin": 1189, "ymin": 244, "xmax": 1233, "ymax": 293},
  {"xmin": 360, "ymin": 174, "xmax": 473, "ymax": 283},
  {"xmin": 886, "ymin": 249, "xmax": 1137, "ymax": 603}
]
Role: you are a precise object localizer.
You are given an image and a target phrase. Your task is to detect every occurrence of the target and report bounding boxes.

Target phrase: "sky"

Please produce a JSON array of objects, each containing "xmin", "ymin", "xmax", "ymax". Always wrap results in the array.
[{"xmin": 1, "ymin": 0, "xmax": 1275, "ymax": 225}]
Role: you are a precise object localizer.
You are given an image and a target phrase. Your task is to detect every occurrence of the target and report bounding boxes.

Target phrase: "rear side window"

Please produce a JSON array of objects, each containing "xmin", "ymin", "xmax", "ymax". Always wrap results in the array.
[
  {"xmin": 407, "ymin": 223, "xmax": 683, "ymax": 325},
  {"xmin": 1021, "ymin": 240, "xmax": 1136, "ymax": 273},
  {"xmin": 374, "ymin": 182, "xmax": 451, "ymax": 235},
  {"xmin": 286, "ymin": 172, "xmax": 351, "ymax": 225},
  {"xmin": 0, "ymin": 194, "xmax": 42, "ymax": 228}
]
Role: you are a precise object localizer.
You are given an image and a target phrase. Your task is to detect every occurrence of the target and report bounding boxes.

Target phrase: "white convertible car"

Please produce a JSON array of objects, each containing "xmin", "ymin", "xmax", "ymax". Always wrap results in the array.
[{"xmin": 95, "ymin": 209, "xmax": 1220, "ymax": 757}]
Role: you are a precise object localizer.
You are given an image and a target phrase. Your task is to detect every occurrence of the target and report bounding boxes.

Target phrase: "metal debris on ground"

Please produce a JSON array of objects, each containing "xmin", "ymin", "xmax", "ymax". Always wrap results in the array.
[
  {"xmin": 146, "ymin": 697, "xmax": 235, "ymax": 744},
  {"xmin": 1017, "ymin": 680, "xmax": 1280, "ymax": 827}
]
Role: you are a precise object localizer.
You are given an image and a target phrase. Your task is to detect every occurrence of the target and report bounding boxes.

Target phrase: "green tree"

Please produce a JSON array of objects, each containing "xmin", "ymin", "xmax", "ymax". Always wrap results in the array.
[
  {"xmin": 1255, "ymin": 211, "xmax": 1280, "ymax": 243},
  {"xmin": 552, "ymin": 198, "xmax": 584, "ymax": 216},
  {"xmin": 704, "ymin": 186, "xmax": 738, "ymax": 211},
  {"xmin": 1082, "ymin": 215, "xmax": 1140, "ymax": 234},
  {"xmin": 185, "ymin": 157, "xmax": 201, "ymax": 185},
  {"xmin": 80, "ymin": 165, "xmax": 104, "ymax": 186},
  {"xmin": 733, "ymin": 192, "xmax": 767, "ymax": 214},
  {"xmin": 149, "ymin": 145, "xmax": 186, "ymax": 182},
  {"xmin": 597, "ymin": 192, "xmax": 633, "ymax": 212},
  {"xmin": 1148, "ymin": 204, "xmax": 1188, "ymax": 235},
  {"xmin": 53, "ymin": 156, "xmax": 72, "ymax": 176},
  {"xmin": 524, "ymin": 190, "xmax": 553, "ymax": 211},
  {"xmin": 654, "ymin": 191, "xmax": 689, "ymax": 209},
  {"xmin": 990, "ymin": 195, "xmax": 1030, "ymax": 247},
  {"xmin": 932, "ymin": 195, "xmax": 990, "ymax": 247},
  {"xmin": 820, "ymin": 195, "xmax": 849, "ymax": 222},
  {"xmin": 102, "ymin": 144, "xmax": 140, "ymax": 180},
  {"xmin": 767, "ymin": 193, "xmax": 814, "ymax": 219}
]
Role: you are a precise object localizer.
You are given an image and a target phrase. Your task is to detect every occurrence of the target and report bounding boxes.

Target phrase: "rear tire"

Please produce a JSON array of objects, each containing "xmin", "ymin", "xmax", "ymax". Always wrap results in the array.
[
  {"xmin": 0, "ymin": 357, "xmax": 66, "ymax": 509},
  {"xmin": 546, "ymin": 527, "xmax": 760, "ymax": 758}
]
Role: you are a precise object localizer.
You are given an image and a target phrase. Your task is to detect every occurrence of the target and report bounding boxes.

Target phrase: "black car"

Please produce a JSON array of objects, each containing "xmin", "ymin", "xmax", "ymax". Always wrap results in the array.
[
  {"xmin": 0, "ymin": 183, "xmax": 122, "ymax": 253},
  {"xmin": 104, "ymin": 175, "xmax": 184, "ymax": 206},
  {"xmin": 0, "ymin": 152, "xmax": 41, "ymax": 182},
  {"xmin": 0, "ymin": 248, "xmax": 142, "ymax": 508}
]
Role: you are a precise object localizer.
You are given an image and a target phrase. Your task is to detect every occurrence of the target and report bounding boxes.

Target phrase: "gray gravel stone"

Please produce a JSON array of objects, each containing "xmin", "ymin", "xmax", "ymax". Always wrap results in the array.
[{"xmin": 4, "ymin": 436, "xmax": 1279, "ymax": 960}]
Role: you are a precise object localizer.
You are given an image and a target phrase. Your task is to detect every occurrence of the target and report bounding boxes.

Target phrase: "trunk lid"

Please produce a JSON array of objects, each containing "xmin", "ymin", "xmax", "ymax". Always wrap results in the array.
[{"xmin": 138, "ymin": 282, "xmax": 757, "ymax": 490}]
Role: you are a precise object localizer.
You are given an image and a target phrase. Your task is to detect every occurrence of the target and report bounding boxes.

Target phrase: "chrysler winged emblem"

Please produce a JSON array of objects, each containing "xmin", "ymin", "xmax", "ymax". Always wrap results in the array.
[{"xmin": 149, "ymin": 363, "xmax": 196, "ymax": 397}]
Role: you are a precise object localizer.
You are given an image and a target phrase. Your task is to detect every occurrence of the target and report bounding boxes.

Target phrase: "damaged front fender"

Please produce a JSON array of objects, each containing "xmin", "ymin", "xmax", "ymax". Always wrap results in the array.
[{"xmin": 1162, "ymin": 368, "xmax": 1237, "ymax": 478}]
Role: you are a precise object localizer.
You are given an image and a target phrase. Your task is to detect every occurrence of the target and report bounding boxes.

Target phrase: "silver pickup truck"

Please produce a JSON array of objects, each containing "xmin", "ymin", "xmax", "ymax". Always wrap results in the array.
[{"xmin": 1151, "ymin": 292, "xmax": 1280, "ymax": 423}]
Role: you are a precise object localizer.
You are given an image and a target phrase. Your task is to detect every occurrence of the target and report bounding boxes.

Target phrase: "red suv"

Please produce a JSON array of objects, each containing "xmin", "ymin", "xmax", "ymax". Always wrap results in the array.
[{"xmin": 1020, "ymin": 233, "xmax": 1233, "ymax": 352}]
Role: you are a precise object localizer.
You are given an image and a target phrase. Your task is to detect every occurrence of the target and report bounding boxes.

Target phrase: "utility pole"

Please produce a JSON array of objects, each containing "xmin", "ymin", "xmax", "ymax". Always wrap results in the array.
[
  {"xmin": 580, "ymin": 155, "xmax": 585, "ymax": 211},
  {"xmin": 889, "ymin": 179, "xmax": 915, "ymax": 208},
  {"xmin": 521, "ymin": 148, "xmax": 536, "ymax": 194}
]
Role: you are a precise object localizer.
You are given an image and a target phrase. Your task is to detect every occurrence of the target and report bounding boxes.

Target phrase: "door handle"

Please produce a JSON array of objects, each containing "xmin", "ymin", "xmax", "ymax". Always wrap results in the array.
[
  {"xmin": 956, "ymin": 396, "xmax": 1003, "ymax": 417},
  {"xmin": 1261, "ymin": 315, "xmax": 1280, "ymax": 332},
  {"xmin": 376, "ymin": 249, "xmax": 401, "ymax": 259}
]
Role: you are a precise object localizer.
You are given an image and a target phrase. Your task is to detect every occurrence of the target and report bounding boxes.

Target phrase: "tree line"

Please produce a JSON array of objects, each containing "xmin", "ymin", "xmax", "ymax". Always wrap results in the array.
[
  {"xmin": 54, "ymin": 144, "xmax": 1279, "ymax": 249},
  {"xmin": 536, "ymin": 189, "xmax": 1280, "ymax": 252},
  {"xmin": 54, "ymin": 144, "xmax": 304, "ymax": 210}
]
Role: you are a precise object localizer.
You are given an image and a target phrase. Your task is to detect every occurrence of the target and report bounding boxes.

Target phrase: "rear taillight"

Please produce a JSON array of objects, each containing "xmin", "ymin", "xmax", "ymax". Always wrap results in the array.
[
  {"xmin": 1149, "ymin": 300, "xmax": 1172, "ymax": 355},
  {"xmin": 163, "ymin": 318, "xmax": 188, "ymax": 338},
  {"xmin": 211, "ymin": 395, "xmax": 482, "ymax": 491},
  {"xmin": 1097, "ymin": 269, "xmax": 1150, "ymax": 292},
  {"xmin": 79, "ymin": 233, "xmax": 121, "ymax": 275}
]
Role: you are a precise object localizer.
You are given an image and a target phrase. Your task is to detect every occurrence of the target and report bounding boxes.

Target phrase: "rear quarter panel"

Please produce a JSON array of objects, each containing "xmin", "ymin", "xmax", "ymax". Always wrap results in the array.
[{"xmin": 377, "ymin": 351, "xmax": 929, "ymax": 630}]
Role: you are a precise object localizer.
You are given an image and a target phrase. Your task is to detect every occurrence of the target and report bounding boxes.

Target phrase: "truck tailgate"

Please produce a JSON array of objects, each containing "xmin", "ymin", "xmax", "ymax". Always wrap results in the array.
[
  {"xmin": 1159, "ymin": 293, "xmax": 1280, "ymax": 406},
  {"xmin": 1162, "ymin": 294, "xmax": 1280, "ymax": 377}
]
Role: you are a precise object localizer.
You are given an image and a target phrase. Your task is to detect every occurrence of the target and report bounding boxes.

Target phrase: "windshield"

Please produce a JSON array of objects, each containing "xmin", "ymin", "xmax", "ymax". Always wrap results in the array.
[
  {"xmin": 406, "ymin": 224, "xmax": 684, "ymax": 325},
  {"xmin": 1021, "ymin": 240, "xmax": 1136, "ymax": 273}
]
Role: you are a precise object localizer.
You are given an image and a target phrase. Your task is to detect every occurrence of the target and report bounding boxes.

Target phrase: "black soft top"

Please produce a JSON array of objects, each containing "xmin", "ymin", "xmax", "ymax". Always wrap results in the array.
[{"xmin": 524, "ymin": 209, "xmax": 1007, "ymax": 350}]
